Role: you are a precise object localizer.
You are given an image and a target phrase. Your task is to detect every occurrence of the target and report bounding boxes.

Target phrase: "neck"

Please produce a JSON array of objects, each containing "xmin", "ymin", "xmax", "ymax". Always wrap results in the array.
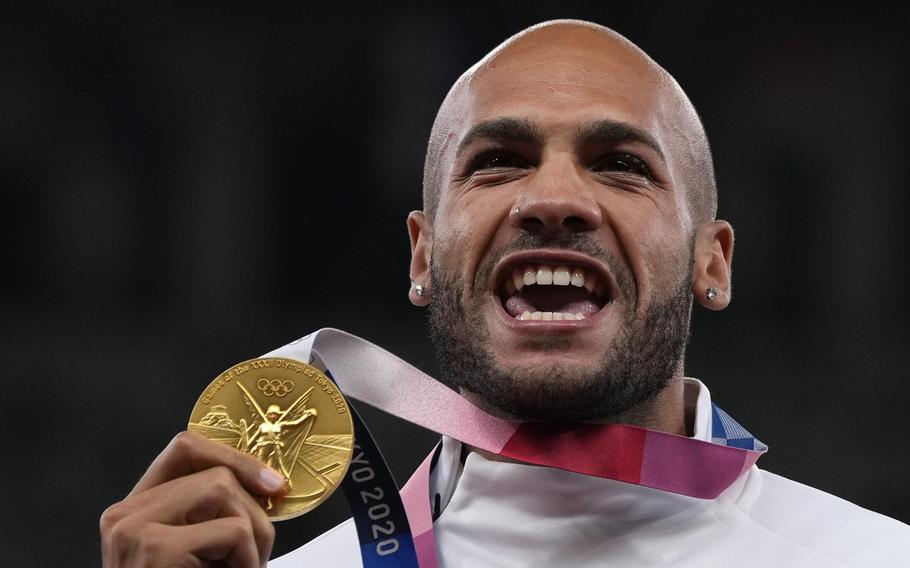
[
  {"xmin": 608, "ymin": 375, "xmax": 689, "ymax": 435},
  {"xmin": 469, "ymin": 376, "xmax": 689, "ymax": 463}
]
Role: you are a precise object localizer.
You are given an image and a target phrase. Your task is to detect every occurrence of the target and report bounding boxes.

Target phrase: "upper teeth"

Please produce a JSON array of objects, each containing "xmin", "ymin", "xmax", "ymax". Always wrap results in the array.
[{"xmin": 504, "ymin": 264, "xmax": 604, "ymax": 295}]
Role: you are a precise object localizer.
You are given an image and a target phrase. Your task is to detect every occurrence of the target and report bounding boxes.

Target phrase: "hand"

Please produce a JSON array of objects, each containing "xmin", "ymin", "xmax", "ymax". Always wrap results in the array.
[{"xmin": 100, "ymin": 431, "xmax": 288, "ymax": 567}]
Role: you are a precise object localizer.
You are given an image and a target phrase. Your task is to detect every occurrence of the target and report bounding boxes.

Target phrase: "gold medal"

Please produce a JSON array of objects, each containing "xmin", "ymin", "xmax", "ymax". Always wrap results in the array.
[{"xmin": 188, "ymin": 357, "xmax": 354, "ymax": 521}]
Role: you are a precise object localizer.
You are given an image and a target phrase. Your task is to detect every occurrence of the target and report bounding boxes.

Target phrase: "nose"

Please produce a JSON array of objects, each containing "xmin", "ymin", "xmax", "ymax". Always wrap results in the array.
[{"xmin": 509, "ymin": 168, "xmax": 602, "ymax": 235}]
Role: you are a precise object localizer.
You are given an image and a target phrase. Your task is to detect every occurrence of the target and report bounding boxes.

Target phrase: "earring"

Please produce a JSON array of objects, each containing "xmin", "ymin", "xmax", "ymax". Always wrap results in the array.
[
  {"xmin": 706, "ymin": 287, "xmax": 718, "ymax": 302},
  {"xmin": 415, "ymin": 284, "xmax": 424, "ymax": 297}
]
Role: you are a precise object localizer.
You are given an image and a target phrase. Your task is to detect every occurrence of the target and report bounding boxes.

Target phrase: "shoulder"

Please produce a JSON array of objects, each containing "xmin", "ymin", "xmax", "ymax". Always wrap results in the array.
[
  {"xmin": 735, "ymin": 467, "xmax": 909, "ymax": 566},
  {"xmin": 268, "ymin": 518, "xmax": 360, "ymax": 567}
]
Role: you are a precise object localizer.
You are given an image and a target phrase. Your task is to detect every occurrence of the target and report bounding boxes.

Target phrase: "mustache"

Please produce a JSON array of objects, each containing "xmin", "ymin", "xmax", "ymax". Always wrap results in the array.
[{"xmin": 473, "ymin": 233, "xmax": 635, "ymax": 299}]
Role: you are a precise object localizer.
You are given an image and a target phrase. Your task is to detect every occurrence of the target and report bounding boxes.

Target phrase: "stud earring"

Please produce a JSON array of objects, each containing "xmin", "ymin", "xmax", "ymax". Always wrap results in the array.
[
  {"xmin": 415, "ymin": 284, "xmax": 424, "ymax": 297},
  {"xmin": 706, "ymin": 287, "xmax": 718, "ymax": 302}
]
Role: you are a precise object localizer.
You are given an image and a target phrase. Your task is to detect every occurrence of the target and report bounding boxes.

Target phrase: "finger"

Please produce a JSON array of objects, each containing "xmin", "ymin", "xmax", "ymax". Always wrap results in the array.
[
  {"xmin": 185, "ymin": 517, "xmax": 262, "ymax": 568},
  {"xmin": 130, "ymin": 431, "xmax": 287, "ymax": 498},
  {"xmin": 133, "ymin": 519, "xmax": 261, "ymax": 568},
  {"xmin": 120, "ymin": 467, "xmax": 275, "ymax": 564},
  {"xmin": 237, "ymin": 487, "xmax": 275, "ymax": 567},
  {"xmin": 178, "ymin": 467, "xmax": 274, "ymax": 566}
]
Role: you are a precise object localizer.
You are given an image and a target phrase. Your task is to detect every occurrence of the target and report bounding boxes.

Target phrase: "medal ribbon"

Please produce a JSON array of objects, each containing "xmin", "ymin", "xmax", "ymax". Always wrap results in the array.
[
  {"xmin": 265, "ymin": 328, "xmax": 767, "ymax": 568},
  {"xmin": 339, "ymin": 401, "xmax": 419, "ymax": 567}
]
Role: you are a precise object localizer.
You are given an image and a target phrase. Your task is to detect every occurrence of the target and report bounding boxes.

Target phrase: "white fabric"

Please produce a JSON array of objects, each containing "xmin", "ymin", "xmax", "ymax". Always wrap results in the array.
[{"xmin": 270, "ymin": 379, "xmax": 909, "ymax": 567}]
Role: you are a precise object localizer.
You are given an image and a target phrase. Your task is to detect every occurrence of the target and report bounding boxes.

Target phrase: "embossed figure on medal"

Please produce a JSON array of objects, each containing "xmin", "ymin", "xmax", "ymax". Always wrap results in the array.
[
  {"xmin": 242, "ymin": 384, "xmax": 317, "ymax": 489},
  {"xmin": 188, "ymin": 358, "xmax": 354, "ymax": 520}
]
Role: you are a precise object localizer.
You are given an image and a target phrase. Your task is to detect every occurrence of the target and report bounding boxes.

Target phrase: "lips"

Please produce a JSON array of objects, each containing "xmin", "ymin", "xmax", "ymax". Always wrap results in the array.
[{"xmin": 492, "ymin": 251, "xmax": 615, "ymax": 323}]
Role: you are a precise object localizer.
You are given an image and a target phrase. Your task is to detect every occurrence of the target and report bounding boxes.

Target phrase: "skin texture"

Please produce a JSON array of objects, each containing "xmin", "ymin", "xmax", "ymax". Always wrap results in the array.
[
  {"xmin": 408, "ymin": 20, "xmax": 734, "ymax": 434},
  {"xmin": 422, "ymin": 22, "xmax": 719, "ymax": 227},
  {"xmin": 100, "ymin": 432, "xmax": 287, "ymax": 567},
  {"xmin": 426, "ymin": 238, "xmax": 695, "ymax": 424},
  {"xmin": 100, "ymin": 19, "xmax": 734, "ymax": 567}
]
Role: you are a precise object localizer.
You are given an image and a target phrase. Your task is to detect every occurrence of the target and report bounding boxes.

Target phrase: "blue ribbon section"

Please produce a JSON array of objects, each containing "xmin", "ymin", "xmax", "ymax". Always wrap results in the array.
[
  {"xmin": 335, "ymin": 383, "xmax": 419, "ymax": 567},
  {"xmin": 710, "ymin": 402, "xmax": 767, "ymax": 451}
]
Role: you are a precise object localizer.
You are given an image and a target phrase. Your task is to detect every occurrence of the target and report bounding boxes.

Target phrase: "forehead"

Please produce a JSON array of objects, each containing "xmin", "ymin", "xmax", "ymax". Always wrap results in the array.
[{"xmin": 464, "ymin": 33, "xmax": 669, "ymax": 138}]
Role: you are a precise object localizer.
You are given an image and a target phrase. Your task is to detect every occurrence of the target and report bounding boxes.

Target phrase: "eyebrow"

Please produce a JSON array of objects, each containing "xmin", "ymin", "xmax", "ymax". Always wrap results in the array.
[
  {"xmin": 454, "ymin": 117, "xmax": 666, "ymax": 163},
  {"xmin": 574, "ymin": 119, "xmax": 665, "ymax": 160},
  {"xmin": 455, "ymin": 117, "xmax": 544, "ymax": 158}
]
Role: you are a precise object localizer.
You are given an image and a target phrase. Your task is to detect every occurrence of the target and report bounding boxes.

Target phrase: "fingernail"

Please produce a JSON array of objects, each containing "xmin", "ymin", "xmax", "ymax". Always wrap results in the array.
[{"xmin": 259, "ymin": 468, "xmax": 285, "ymax": 491}]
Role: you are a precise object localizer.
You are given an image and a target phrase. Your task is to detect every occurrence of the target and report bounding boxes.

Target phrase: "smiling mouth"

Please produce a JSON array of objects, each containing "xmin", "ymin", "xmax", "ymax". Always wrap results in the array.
[{"xmin": 496, "ymin": 261, "xmax": 613, "ymax": 321}]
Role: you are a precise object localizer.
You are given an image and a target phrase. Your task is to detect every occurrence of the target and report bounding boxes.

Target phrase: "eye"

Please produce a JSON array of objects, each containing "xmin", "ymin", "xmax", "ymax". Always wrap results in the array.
[
  {"xmin": 594, "ymin": 153, "xmax": 652, "ymax": 179},
  {"xmin": 469, "ymin": 150, "xmax": 528, "ymax": 172}
]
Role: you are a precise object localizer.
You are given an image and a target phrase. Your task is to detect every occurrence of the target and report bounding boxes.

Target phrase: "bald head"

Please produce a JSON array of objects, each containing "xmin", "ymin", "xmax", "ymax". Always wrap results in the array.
[{"xmin": 422, "ymin": 19, "xmax": 717, "ymax": 226}]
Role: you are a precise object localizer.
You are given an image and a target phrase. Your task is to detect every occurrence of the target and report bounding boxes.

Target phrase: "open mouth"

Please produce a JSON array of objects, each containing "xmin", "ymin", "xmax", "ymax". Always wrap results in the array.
[{"xmin": 493, "ymin": 252, "xmax": 614, "ymax": 322}]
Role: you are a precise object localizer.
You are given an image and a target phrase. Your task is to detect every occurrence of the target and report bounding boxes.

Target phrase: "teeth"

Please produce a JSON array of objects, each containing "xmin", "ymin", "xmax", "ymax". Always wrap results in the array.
[
  {"xmin": 518, "ymin": 311, "xmax": 586, "ymax": 321},
  {"xmin": 536, "ymin": 266, "xmax": 553, "ymax": 285},
  {"xmin": 553, "ymin": 266, "xmax": 571, "ymax": 286},
  {"xmin": 512, "ymin": 270, "xmax": 525, "ymax": 292},
  {"xmin": 503, "ymin": 263, "xmax": 607, "ymax": 299}
]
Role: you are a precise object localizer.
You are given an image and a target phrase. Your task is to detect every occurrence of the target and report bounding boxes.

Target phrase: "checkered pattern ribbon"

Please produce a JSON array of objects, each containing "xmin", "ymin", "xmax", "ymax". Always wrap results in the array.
[{"xmin": 712, "ymin": 403, "xmax": 767, "ymax": 451}]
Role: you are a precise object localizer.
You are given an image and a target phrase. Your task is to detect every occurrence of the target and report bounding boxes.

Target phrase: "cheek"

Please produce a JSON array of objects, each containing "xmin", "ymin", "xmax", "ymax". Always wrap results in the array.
[
  {"xmin": 436, "ymin": 192, "xmax": 513, "ymax": 277},
  {"xmin": 430, "ymin": 222, "xmax": 487, "ymax": 289},
  {"xmin": 640, "ymin": 230, "xmax": 693, "ymax": 297},
  {"xmin": 613, "ymin": 205, "xmax": 692, "ymax": 301}
]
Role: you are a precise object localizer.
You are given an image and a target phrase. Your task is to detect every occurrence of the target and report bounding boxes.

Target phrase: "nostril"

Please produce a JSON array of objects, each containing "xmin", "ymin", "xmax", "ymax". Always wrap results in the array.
[
  {"xmin": 511, "ymin": 201, "xmax": 600, "ymax": 234},
  {"xmin": 564, "ymin": 215, "xmax": 595, "ymax": 232},
  {"xmin": 519, "ymin": 217, "xmax": 545, "ymax": 233}
]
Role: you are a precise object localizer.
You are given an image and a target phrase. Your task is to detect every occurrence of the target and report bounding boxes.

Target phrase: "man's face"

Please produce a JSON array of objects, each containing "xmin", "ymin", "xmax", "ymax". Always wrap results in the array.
[{"xmin": 419, "ymin": 30, "xmax": 700, "ymax": 422}]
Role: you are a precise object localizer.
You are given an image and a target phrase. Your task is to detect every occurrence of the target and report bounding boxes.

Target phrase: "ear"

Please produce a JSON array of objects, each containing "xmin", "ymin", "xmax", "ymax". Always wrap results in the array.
[
  {"xmin": 407, "ymin": 210, "xmax": 433, "ymax": 306},
  {"xmin": 692, "ymin": 220, "xmax": 734, "ymax": 311}
]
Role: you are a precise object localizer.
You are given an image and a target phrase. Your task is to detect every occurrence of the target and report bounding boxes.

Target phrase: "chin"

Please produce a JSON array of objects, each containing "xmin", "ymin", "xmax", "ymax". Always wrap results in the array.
[
  {"xmin": 488, "ymin": 324, "xmax": 620, "ymax": 369},
  {"xmin": 429, "ymin": 259, "xmax": 691, "ymax": 423},
  {"xmin": 496, "ymin": 356, "xmax": 602, "ymax": 383},
  {"xmin": 467, "ymin": 360, "xmax": 616, "ymax": 422}
]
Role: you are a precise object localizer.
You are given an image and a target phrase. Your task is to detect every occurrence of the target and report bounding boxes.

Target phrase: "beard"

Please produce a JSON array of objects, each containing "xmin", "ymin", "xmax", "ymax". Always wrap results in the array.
[{"xmin": 427, "ymin": 234, "xmax": 693, "ymax": 423}]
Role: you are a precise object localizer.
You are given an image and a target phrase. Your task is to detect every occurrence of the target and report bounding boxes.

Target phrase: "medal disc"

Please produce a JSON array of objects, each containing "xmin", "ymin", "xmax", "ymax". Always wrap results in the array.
[{"xmin": 188, "ymin": 357, "xmax": 354, "ymax": 521}]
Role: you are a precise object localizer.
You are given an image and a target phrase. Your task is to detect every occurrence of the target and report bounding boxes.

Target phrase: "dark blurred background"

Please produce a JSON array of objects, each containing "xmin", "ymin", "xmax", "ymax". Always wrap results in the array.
[{"xmin": 2, "ymin": 2, "xmax": 909, "ymax": 565}]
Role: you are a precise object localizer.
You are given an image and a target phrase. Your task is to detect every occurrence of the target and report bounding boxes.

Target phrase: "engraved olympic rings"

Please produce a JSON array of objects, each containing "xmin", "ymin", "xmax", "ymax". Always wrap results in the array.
[{"xmin": 257, "ymin": 378, "xmax": 295, "ymax": 398}]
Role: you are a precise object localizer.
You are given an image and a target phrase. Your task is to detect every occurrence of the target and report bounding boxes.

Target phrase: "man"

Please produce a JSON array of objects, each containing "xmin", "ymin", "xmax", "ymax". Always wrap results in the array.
[{"xmin": 100, "ymin": 19, "xmax": 908, "ymax": 567}]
